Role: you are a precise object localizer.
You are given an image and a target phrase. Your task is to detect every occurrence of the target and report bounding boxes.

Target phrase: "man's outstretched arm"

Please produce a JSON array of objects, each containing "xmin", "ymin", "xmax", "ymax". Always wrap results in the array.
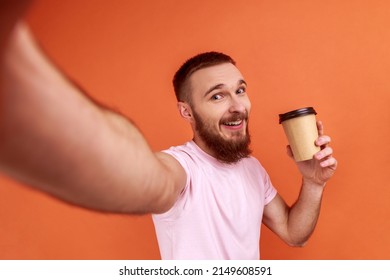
[{"xmin": 0, "ymin": 18, "xmax": 185, "ymax": 214}]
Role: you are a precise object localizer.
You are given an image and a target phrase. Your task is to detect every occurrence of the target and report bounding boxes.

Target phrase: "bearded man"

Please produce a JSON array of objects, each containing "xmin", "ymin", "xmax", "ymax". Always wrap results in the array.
[{"xmin": 152, "ymin": 52, "xmax": 337, "ymax": 259}]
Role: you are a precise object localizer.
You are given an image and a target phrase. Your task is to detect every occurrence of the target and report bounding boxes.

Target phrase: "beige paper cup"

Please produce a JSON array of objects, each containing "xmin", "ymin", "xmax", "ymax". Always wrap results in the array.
[{"xmin": 279, "ymin": 107, "xmax": 320, "ymax": 161}]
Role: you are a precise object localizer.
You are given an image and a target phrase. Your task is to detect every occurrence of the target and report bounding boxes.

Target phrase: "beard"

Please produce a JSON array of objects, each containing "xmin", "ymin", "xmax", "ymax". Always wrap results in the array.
[{"xmin": 192, "ymin": 109, "xmax": 252, "ymax": 164}]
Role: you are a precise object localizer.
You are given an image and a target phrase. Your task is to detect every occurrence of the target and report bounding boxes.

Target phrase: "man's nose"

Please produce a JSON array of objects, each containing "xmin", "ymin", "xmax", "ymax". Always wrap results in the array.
[{"xmin": 228, "ymin": 96, "xmax": 246, "ymax": 113}]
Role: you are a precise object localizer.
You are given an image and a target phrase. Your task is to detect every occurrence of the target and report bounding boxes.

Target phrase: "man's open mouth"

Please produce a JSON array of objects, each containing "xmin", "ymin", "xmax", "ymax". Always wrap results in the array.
[{"xmin": 223, "ymin": 120, "xmax": 243, "ymax": 126}]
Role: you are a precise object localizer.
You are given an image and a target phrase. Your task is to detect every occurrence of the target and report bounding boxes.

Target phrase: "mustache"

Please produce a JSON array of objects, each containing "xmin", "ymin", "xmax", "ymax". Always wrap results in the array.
[{"xmin": 220, "ymin": 111, "xmax": 249, "ymax": 124}]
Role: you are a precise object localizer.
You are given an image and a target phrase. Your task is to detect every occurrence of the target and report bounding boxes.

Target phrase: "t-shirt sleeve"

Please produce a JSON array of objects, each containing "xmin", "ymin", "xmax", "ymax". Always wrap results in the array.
[
  {"xmin": 263, "ymin": 172, "xmax": 277, "ymax": 205},
  {"xmin": 153, "ymin": 147, "xmax": 191, "ymax": 220},
  {"xmin": 248, "ymin": 157, "xmax": 277, "ymax": 206}
]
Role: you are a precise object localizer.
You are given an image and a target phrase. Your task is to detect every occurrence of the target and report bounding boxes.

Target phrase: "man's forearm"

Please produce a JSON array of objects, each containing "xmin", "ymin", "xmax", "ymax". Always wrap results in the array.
[
  {"xmin": 0, "ymin": 22, "xmax": 126, "ymax": 210},
  {"xmin": 286, "ymin": 179, "xmax": 325, "ymax": 246}
]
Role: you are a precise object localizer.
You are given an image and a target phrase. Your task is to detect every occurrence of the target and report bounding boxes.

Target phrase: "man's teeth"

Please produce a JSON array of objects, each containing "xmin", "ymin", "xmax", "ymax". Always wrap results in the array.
[{"xmin": 224, "ymin": 120, "xmax": 242, "ymax": 126}]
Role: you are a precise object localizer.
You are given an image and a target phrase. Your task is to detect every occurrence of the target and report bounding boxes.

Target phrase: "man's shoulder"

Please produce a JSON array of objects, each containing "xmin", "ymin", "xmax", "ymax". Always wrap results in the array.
[
  {"xmin": 161, "ymin": 141, "xmax": 193, "ymax": 157},
  {"xmin": 242, "ymin": 155, "xmax": 261, "ymax": 165},
  {"xmin": 160, "ymin": 141, "xmax": 198, "ymax": 170}
]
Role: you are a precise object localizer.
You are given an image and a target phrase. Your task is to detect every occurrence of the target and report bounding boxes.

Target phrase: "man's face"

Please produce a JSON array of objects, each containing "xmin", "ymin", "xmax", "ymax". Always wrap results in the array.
[{"xmin": 187, "ymin": 63, "xmax": 252, "ymax": 163}]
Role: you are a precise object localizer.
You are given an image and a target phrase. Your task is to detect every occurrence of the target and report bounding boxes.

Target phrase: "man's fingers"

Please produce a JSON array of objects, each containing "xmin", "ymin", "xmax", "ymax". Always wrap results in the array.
[
  {"xmin": 315, "ymin": 135, "xmax": 331, "ymax": 147},
  {"xmin": 315, "ymin": 147, "xmax": 333, "ymax": 160},
  {"xmin": 319, "ymin": 157, "xmax": 338, "ymax": 169},
  {"xmin": 316, "ymin": 120, "xmax": 324, "ymax": 136}
]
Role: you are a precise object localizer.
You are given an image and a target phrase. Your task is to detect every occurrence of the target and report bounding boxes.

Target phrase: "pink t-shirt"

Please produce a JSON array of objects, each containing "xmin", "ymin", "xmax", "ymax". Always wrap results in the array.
[{"xmin": 152, "ymin": 141, "xmax": 277, "ymax": 260}]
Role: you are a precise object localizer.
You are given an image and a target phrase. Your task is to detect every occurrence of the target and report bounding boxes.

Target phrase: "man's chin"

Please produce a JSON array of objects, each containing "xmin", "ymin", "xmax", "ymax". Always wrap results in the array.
[
  {"xmin": 220, "ymin": 129, "xmax": 247, "ymax": 139},
  {"xmin": 205, "ymin": 135, "xmax": 252, "ymax": 164},
  {"xmin": 222, "ymin": 134, "xmax": 247, "ymax": 143}
]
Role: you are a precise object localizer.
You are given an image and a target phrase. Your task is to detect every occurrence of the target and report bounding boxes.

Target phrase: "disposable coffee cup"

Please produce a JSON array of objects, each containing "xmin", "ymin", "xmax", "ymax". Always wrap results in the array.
[{"xmin": 279, "ymin": 107, "xmax": 320, "ymax": 162}]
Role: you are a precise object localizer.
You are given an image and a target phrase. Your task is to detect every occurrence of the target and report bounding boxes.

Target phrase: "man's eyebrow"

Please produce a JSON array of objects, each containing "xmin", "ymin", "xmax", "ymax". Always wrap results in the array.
[
  {"xmin": 238, "ymin": 80, "xmax": 248, "ymax": 86},
  {"xmin": 239, "ymin": 79, "xmax": 247, "ymax": 87},
  {"xmin": 203, "ymin": 79, "xmax": 247, "ymax": 97},
  {"xmin": 204, "ymin": 83, "xmax": 225, "ymax": 97}
]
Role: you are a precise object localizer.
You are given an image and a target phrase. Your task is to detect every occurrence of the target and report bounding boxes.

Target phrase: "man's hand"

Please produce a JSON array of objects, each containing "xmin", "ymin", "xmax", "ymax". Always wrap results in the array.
[
  {"xmin": 287, "ymin": 120, "xmax": 337, "ymax": 186},
  {"xmin": 263, "ymin": 120, "xmax": 337, "ymax": 247}
]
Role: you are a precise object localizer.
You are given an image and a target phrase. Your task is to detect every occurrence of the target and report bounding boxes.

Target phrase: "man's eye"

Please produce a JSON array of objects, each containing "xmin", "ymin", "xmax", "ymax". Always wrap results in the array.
[
  {"xmin": 211, "ymin": 94, "xmax": 223, "ymax": 100},
  {"xmin": 236, "ymin": 87, "xmax": 246, "ymax": 94}
]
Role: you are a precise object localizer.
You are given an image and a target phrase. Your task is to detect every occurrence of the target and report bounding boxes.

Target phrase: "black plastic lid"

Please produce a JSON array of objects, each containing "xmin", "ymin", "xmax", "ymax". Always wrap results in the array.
[{"xmin": 279, "ymin": 107, "xmax": 317, "ymax": 124}]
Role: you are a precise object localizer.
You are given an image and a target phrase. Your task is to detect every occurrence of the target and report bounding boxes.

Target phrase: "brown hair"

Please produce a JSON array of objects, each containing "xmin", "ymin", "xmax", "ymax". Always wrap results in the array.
[{"xmin": 173, "ymin": 51, "xmax": 236, "ymax": 103}]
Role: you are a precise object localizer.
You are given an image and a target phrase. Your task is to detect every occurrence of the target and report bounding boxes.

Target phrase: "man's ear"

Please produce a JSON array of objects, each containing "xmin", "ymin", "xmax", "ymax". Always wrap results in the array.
[{"xmin": 177, "ymin": 101, "xmax": 193, "ymax": 122}]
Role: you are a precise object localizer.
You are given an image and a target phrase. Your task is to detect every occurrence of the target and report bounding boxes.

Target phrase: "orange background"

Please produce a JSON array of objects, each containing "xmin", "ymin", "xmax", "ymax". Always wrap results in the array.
[{"xmin": 1, "ymin": 0, "xmax": 389, "ymax": 259}]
